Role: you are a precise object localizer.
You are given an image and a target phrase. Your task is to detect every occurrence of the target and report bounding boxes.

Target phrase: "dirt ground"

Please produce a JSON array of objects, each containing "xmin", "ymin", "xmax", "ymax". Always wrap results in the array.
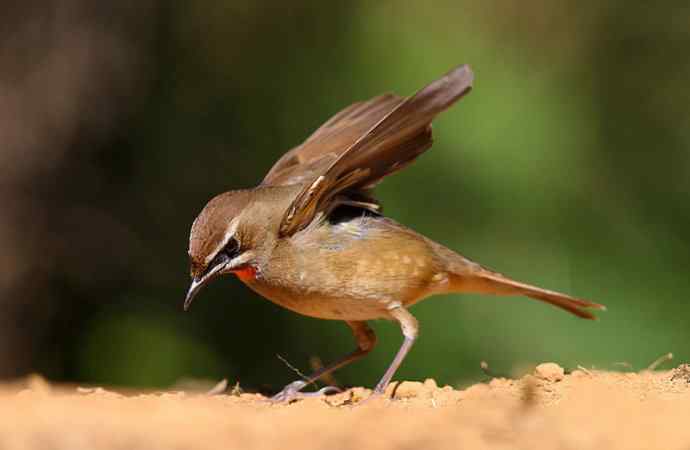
[{"xmin": 1, "ymin": 363, "xmax": 689, "ymax": 450}]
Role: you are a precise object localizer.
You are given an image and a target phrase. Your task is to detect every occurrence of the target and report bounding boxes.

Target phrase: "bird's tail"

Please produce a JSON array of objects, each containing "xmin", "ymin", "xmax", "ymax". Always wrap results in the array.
[{"xmin": 450, "ymin": 270, "xmax": 605, "ymax": 319}]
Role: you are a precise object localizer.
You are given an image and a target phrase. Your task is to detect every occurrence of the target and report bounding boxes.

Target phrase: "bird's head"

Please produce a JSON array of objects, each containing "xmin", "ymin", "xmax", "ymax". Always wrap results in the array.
[{"xmin": 184, "ymin": 189, "xmax": 264, "ymax": 310}]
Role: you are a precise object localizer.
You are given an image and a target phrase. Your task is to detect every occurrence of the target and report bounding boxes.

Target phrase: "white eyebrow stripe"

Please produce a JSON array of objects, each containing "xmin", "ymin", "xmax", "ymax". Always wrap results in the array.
[{"xmin": 204, "ymin": 217, "xmax": 240, "ymax": 267}]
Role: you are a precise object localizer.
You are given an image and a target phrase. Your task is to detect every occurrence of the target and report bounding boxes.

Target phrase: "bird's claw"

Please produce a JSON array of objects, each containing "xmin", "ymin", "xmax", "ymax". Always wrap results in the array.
[{"xmin": 269, "ymin": 380, "xmax": 342, "ymax": 403}]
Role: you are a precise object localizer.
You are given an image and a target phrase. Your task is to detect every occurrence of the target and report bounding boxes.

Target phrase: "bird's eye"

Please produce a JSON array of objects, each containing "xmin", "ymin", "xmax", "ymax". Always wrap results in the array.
[
  {"xmin": 223, "ymin": 237, "xmax": 240, "ymax": 258},
  {"xmin": 206, "ymin": 237, "xmax": 240, "ymax": 274}
]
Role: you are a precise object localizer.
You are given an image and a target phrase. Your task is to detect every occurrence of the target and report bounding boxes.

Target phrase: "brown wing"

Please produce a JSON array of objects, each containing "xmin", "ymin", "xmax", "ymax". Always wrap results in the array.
[
  {"xmin": 262, "ymin": 94, "xmax": 405, "ymax": 186},
  {"xmin": 271, "ymin": 64, "xmax": 474, "ymax": 237}
]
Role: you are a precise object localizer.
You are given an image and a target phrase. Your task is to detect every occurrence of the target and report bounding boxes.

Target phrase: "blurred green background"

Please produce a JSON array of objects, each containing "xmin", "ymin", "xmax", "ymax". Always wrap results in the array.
[{"xmin": 1, "ymin": 1, "xmax": 688, "ymax": 391}]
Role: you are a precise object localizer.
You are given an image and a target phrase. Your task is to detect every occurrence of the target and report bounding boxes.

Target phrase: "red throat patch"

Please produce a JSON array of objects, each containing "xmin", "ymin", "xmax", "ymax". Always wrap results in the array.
[{"xmin": 233, "ymin": 266, "xmax": 257, "ymax": 282}]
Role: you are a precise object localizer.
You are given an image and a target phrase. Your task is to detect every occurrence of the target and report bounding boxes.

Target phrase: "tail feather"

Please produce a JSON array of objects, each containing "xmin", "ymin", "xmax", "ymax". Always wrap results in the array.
[{"xmin": 453, "ymin": 271, "xmax": 605, "ymax": 320}]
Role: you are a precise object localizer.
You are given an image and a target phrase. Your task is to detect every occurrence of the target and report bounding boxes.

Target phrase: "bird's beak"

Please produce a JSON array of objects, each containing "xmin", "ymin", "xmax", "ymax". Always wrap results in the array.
[{"xmin": 183, "ymin": 255, "xmax": 229, "ymax": 311}]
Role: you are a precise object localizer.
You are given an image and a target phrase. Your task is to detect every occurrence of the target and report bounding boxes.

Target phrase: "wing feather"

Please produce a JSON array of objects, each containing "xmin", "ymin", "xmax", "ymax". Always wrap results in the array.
[
  {"xmin": 265, "ymin": 64, "xmax": 474, "ymax": 237},
  {"xmin": 262, "ymin": 94, "xmax": 404, "ymax": 187}
]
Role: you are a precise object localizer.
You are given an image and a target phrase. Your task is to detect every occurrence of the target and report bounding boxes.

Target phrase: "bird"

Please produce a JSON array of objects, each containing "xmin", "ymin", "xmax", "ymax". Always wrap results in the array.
[{"xmin": 183, "ymin": 64, "xmax": 605, "ymax": 402}]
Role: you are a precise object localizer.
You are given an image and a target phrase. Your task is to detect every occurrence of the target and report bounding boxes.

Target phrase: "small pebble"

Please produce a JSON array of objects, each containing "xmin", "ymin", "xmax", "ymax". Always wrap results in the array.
[
  {"xmin": 423, "ymin": 378, "xmax": 438, "ymax": 390},
  {"xmin": 534, "ymin": 363, "xmax": 565, "ymax": 382},
  {"xmin": 26, "ymin": 374, "xmax": 51, "ymax": 394}
]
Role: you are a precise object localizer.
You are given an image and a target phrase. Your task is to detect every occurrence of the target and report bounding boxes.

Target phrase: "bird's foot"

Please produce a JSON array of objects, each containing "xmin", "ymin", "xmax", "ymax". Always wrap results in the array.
[{"xmin": 269, "ymin": 380, "xmax": 341, "ymax": 403}]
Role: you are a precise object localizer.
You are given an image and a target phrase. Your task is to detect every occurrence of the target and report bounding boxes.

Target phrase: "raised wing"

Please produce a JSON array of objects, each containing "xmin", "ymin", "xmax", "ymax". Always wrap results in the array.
[
  {"xmin": 269, "ymin": 64, "xmax": 474, "ymax": 237},
  {"xmin": 262, "ymin": 94, "xmax": 405, "ymax": 187}
]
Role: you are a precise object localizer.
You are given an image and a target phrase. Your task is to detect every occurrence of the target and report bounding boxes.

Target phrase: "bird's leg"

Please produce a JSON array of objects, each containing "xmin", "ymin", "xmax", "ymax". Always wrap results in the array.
[
  {"xmin": 372, "ymin": 305, "xmax": 418, "ymax": 397},
  {"xmin": 270, "ymin": 321, "xmax": 377, "ymax": 403}
]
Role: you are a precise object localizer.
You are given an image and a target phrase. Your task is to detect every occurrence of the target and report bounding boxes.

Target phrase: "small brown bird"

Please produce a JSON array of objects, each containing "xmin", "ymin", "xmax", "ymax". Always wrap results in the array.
[{"xmin": 184, "ymin": 65, "xmax": 604, "ymax": 402}]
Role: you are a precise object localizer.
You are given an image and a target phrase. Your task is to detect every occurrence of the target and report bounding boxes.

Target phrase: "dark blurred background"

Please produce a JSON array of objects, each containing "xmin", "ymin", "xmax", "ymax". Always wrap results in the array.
[{"xmin": 1, "ymin": 0, "xmax": 689, "ymax": 390}]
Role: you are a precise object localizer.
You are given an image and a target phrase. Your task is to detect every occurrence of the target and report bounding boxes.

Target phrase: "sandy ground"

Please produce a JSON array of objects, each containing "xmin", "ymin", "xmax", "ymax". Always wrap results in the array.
[{"xmin": 1, "ymin": 363, "xmax": 689, "ymax": 450}]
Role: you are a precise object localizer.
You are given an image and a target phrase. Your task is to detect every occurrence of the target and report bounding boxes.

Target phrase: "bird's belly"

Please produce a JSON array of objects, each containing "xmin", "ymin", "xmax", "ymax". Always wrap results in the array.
[{"xmin": 243, "ymin": 280, "xmax": 398, "ymax": 321}]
